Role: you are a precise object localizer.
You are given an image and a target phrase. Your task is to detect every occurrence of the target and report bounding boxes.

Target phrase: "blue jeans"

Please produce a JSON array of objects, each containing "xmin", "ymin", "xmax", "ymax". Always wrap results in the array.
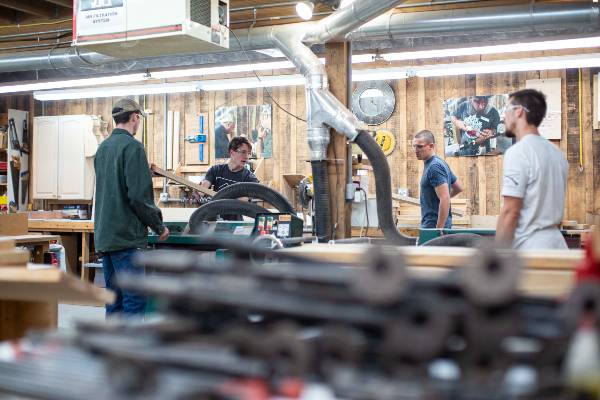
[{"xmin": 102, "ymin": 248, "xmax": 146, "ymax": 316}]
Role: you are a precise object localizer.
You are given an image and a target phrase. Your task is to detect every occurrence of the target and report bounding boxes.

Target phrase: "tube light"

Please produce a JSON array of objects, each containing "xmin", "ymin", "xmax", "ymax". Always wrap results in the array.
[
  {"xmin": 31, "ymin": 53, "xmax": 600, "ymax": 100},
  {"xmin": 353, "ymin": 67, "xmax": 408, "ymax": 81},
  {"xmin": 414, "ymin": 53, "xmax": 600, "ymax": 78},
  {"xmin": 33, "ymin": 82, "xmax": 200, "ymax": 101},
  {"xmin": 151, "ymin": 60, "xmax": 297, "ymax": 79},
  {"xmin": 0, "ymin": 73, "xmax": 147, "ymax": 95},
  {"xmin": 352, "ymin": 36, "xmax": 600, "ymax": 64},
  {"xmin": 197, "ymin": 75, "xmax": 306, "ymax": 91}
]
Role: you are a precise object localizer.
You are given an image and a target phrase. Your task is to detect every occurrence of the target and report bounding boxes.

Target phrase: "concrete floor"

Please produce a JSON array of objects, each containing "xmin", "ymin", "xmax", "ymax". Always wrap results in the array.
[{"xmin": 58, "ymin": 303, "xmax": 105, "ymax": 328}]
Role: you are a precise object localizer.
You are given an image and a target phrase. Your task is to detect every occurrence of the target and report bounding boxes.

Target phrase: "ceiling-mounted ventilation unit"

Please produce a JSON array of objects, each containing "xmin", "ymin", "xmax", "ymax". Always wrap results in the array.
[{"xmin": 73, "ymin": 0, "xmax": 229, "ymax": 58}]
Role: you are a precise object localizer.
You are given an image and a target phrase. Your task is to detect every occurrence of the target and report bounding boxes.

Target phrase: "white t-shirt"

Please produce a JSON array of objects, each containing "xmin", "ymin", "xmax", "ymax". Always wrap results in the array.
[{"xmin": 501, "ymin": 134, "xmax": 568, "ymax": 249}]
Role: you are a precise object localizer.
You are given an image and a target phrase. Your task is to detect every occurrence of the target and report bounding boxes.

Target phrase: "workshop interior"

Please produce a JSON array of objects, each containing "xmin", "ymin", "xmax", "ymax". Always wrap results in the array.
[{"xmin": 0, "ymin": 0, "xmax": 600, "ymax": 399}]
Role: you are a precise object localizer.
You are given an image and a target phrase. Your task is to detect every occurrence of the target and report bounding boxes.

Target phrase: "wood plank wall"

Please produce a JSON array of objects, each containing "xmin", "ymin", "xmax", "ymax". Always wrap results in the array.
[{"xmin": 8, "ymin": 67, "xmax": 600, "ymax": 223}]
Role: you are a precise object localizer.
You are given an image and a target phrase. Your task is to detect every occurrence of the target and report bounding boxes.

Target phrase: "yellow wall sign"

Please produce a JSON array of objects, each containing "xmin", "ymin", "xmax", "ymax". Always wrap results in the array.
[{"xmin": 373, "ymin": 130, "xmax": 396, "ymax": 156}]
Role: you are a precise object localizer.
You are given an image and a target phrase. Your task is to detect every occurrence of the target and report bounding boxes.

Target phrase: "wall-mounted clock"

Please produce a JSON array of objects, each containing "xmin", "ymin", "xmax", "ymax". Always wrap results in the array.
[{"xmin": 351, "ymin": 81, "xmax": 396, "ymax": 125}]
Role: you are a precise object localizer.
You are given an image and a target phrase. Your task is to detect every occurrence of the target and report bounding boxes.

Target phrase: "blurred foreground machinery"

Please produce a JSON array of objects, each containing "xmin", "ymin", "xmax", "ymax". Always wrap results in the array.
[{"xmin": 0, "ymin": 238, "xmax": 599, "ymax": 400}]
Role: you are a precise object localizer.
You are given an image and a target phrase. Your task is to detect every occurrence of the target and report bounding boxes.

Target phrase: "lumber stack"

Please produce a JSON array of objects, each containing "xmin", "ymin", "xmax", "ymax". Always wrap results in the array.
[
  {"xmin": 392, "ymin": 194, "xmax": 472, "ymax": 227},
  {"xmin": 0, "ymin": 239, "xmax": 28, "ymax": 267}
]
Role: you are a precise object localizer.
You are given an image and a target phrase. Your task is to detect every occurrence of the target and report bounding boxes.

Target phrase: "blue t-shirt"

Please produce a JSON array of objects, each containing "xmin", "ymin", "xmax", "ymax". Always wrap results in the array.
[{"xmin": 420, "ymin": 155, "xmax": 457, "ymax": 228}]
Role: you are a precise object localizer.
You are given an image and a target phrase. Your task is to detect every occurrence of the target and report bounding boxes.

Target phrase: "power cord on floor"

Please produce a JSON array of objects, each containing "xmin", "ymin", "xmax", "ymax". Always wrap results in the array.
[{"xmin": 225, "ymin": 26, "xmax": 307, "ymax": 123}]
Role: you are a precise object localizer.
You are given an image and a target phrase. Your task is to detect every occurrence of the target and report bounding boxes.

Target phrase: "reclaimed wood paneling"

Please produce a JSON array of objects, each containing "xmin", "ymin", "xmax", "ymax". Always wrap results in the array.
[{"xmin": 31, "ymin": 66, "xmax": 600, "ymax": 221}]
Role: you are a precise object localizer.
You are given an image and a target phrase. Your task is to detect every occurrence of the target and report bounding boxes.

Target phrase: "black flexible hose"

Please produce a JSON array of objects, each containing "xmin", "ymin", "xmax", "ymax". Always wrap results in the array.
[
  {"xmin": 354, "ymin": 130, "xmax": 417, "ymax": 245},
  {"xmin": 188, "ymin": 199, "xmax": 269, "ymax": 234},
  {"xmin": 212, "ymin": 182, "xmax": 295, "ymax": 214},
  {"xmin": 311, "ymin": 160, "xmax": 332, "ymax": 242},
  {"xmin": 420, "ymin": 233, "xmax": 484, "ymax": 247}
]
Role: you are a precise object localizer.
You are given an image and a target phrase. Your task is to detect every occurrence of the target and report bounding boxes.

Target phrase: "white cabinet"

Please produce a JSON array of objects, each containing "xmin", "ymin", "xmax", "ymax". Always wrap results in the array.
[{"xmin": 32, "ymin": 115, "xmax": 97, "ymax": 200}]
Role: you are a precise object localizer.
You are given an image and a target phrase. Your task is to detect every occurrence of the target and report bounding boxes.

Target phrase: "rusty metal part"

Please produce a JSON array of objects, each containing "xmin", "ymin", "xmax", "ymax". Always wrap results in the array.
[
  {"xmin": 381, "ymin": 297, "xmax": 453, "ymax": 364},
  {"xmin": 260, "ymin": 322, "xmax": 314, "ymax": 377},
  {"xmin": 562, "ymin": 281, "xmax": 600, "ymax": 331},
  {"xmin": 349, "ymin": 247, "xmax": 408, "ymax": 306},
  {"xmin": 317, "ymin": 324, "xmax": 367, "ymax": 377},
  {"xmin": 459, "ymin": 247, "xmax": 521, "ymax": 307}
]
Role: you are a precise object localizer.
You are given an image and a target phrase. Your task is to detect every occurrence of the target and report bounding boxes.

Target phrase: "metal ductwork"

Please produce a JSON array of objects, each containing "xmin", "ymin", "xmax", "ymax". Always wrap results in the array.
[
  {"xmin": 0, "ymin": 2, "xmax": 597, "ymax": 74},
  {"xmin": 260, "ymin": 0, "xmax": 406, "ymax": 242},
  {"xmin": 0, "ymin": 47, "xmax": 114, "ymax": 73},
  {"xmin": 348, "ymin": 1, "xmax": 600, "ymax": 41}
]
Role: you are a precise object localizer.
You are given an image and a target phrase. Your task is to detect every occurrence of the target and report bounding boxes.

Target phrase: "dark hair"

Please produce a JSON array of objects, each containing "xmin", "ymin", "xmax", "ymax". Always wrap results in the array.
[
  {"xmin": 113, "ymin": 110, "xmax": 136, "ymax": 125},
  {"xmin": 228, "ymin": 136, "xmax": 252, "ymax": 153},
  {"xmin": 509, "ymin": 89, "xmax": 547, "ymax": 127},
  {"xmin": 415, "ymin": 129, "xmax": 435, "ymax": 144}
]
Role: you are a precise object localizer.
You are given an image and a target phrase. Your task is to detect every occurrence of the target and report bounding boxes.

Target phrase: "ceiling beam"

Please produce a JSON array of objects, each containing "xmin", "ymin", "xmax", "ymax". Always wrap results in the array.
[
  {"xmin": 43, "ymin": 0, "xmax": 73, "ymax": 8},
  {"xmin": 0, "ymin": 5, "xmax": 17, "ymax": 23},
  {"xmin": 0, "ymin": 0, "xmax": 56, "ymax": 18}
]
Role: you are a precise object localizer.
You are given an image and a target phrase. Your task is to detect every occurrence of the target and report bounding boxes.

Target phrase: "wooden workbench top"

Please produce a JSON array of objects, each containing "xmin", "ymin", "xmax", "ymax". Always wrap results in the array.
[
  {"xmin": 28, "ymin": 219, "xmax": 94, "ymax": 232},
  {"xmin": 1, "ymin": 234, "xmax": 60, "ymax": 244},
  {"xmin": 0, "ymin": 265, "xmax": 114, "ymax": 304},
  {"xmin": 280, "ymin": 243, "xmax": 584, "ymax": 270}
]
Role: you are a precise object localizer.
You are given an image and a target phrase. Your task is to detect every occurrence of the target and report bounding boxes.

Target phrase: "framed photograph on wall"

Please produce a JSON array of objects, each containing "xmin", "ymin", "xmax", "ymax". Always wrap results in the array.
[
  {"xmin": 214, "ymin": 105, "xmax": 272, "ymax": 159},
  {"xmin": 443, "ymin": 94, "xmax": 513, "ymax": 157}
]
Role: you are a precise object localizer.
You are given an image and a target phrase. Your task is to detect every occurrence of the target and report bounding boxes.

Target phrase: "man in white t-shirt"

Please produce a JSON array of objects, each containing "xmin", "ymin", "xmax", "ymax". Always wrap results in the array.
[{"xmin": 495, "ymin": 89, "xmax": 568, "ymax": 249}]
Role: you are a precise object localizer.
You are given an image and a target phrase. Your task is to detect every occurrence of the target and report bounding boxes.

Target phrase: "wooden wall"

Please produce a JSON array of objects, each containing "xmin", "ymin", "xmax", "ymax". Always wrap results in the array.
[{"xmin": 28, "ymin": 67, "xmax": 600, "ymax": 223}]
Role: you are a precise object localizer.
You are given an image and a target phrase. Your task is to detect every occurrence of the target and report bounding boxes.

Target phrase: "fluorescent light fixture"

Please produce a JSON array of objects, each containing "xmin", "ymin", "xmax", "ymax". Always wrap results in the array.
[
  {"xmin": 414, "ymin": 53, "xmax": 600, "ymax": 78},
  {"xmin": 151, "ymin": 60, "xmax": 297, "ymax": 79},
  {"xmin": 30, "ymin": 52, "xmax": 600, "ymax": 100},
  {"xmin": 352, "ymin": 36, "xmax": 600, "ymax": 64},
  {"xmin": 0, "ymin": 73, "xmax": 147, "ymax": 95},
  {"xmin": 353, "ymin": 67, "xmax": 408, "ymax": 81},
  {"xmin": 33, "ymin": 75, "xmax": 306, "ymax": 100},
  {"xmin": 296, "ymin": 1, "xmax": 314, "ymax": 20},
  {"xmin": 34, "ymin": 82, "xmax": 199, "ymax": 101},
  {"xmin": 339, "ymin": 0, "xmax": 356, "ymax": 8},
  {"xmin": 198, "ymin": 75, "xmax": 305, "ymax": 91}
]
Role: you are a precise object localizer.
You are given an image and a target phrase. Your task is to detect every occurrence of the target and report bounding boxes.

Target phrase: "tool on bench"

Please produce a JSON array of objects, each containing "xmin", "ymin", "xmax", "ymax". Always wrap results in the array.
[{"xmin": 150, "ymin": 163, "xmax": 215, "ymax": 197}]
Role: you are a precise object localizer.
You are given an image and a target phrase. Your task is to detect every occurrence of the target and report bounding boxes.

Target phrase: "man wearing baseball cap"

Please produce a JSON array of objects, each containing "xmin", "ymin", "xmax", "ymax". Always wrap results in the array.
[{"xmin": 94, "ymin": 97, "xmax": 169, "ymax": 317}]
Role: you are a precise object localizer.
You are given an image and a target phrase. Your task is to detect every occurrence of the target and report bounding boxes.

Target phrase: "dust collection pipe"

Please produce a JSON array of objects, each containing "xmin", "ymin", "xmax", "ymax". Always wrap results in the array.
[
  {"xmin": 266, "ymin": 0, "xmax": 417, "ymax": 243},
  {"xmin": 0, "ymin": 2, "xmax": 596, "ymax": 72}
]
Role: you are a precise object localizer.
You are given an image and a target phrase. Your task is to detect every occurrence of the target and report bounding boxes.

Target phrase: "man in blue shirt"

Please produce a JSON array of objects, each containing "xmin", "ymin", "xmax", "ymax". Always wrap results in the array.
[{"xmin": 413, "ymin": 130, "xmax": 464, "ymax": 229}]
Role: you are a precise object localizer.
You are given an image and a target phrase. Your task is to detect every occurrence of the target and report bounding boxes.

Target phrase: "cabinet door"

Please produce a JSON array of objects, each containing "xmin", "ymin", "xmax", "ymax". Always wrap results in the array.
[
  {"xmin": 57, "ymin": 116, "xmax": 87, "ymax": 199},
  {"xmin": 32, "ymin": 117, "xmax": 59, "ymax": 199}
]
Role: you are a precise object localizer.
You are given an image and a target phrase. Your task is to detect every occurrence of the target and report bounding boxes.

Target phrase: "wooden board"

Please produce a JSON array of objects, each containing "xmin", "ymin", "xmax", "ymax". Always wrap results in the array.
[
  {"xmin": 151, "ymin": 164, "xmax": 215, "ymax": 196},
  {"xmin": 28, "ymin": 219, "xmax": 94, "ymax": 232},
  {"xmin": 0, "ymin": 213, "xmax": 28, "ymax": 235},
  {"xmin": 0, "ymin": 266, "xmax": 114, "ymax": 304},
  {"xmin": 2, "ymin": 234, "xmax": 60, "ymax": 244},
  {"xmin": 280, "ymin": 243, "xmax": 584, "ymax": 270}
]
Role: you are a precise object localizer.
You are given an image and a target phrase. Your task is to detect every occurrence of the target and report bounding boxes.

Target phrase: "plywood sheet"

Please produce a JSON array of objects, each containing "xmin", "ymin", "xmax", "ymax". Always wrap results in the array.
[
  {"xmin": 0, "ymin": 266, "xmax": 114, "ymax": 303},
  {"xmin": 280, "ymin": 243, "xmax": 583, "ymax": 270}
]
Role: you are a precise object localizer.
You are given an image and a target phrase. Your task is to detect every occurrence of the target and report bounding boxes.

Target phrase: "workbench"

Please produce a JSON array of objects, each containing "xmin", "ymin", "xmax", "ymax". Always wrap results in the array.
[
  {"xmin": 28, "ymin": 219, "xmax": 94, "ymax": 281},
  {"xmin": 281, "ymin": 244, "xmax": 583, "ymax": 298},
  {"xmin": 2, "ymin": 234, "xmax": 60, "ymax": 263},
  {"xmin": 0, "ymin": 264, "xmax": 114, "ymax": 340}
]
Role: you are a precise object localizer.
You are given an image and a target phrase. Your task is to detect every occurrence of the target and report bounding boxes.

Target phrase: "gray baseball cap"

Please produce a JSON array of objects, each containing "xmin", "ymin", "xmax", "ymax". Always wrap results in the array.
[{"xmin": 112, "ymin": 98, "xmax": 147, "ymax": 118}]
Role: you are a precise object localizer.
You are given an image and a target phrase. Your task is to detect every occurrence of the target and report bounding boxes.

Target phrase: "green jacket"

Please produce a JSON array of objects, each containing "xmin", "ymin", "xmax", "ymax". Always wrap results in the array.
[{"xmin": 94, "ymin": 128, "xmax": 165, "ymax": 252}]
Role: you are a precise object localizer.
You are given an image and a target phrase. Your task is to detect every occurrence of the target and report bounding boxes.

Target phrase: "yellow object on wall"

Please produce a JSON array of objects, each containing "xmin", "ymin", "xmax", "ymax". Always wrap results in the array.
[{"xmin": 373, "ymin": 130, "xmax": 396, "ymax": 156}]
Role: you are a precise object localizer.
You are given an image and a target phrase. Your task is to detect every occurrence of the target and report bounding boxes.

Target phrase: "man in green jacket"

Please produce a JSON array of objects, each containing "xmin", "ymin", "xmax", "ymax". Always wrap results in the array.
[{"xmin": 94, "ymin": 98, "xmax": 169, "ymax": 316}]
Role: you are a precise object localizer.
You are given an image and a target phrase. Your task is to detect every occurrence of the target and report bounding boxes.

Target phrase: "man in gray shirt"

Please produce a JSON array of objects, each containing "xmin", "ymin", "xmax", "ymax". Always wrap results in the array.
[{"xmin": 496, "ymin": 89, "xmax": 568, "ymax": 249}]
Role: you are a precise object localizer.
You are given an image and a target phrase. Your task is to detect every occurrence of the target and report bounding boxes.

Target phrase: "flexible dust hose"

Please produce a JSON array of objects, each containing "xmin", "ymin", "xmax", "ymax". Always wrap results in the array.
[
  {"xmin": 353, "ymin": 130, "xmax": 417, "ymax": 245},
  {"xmin": 311, "ymin": 160, "xmax": 332, "ymax": 242}
]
